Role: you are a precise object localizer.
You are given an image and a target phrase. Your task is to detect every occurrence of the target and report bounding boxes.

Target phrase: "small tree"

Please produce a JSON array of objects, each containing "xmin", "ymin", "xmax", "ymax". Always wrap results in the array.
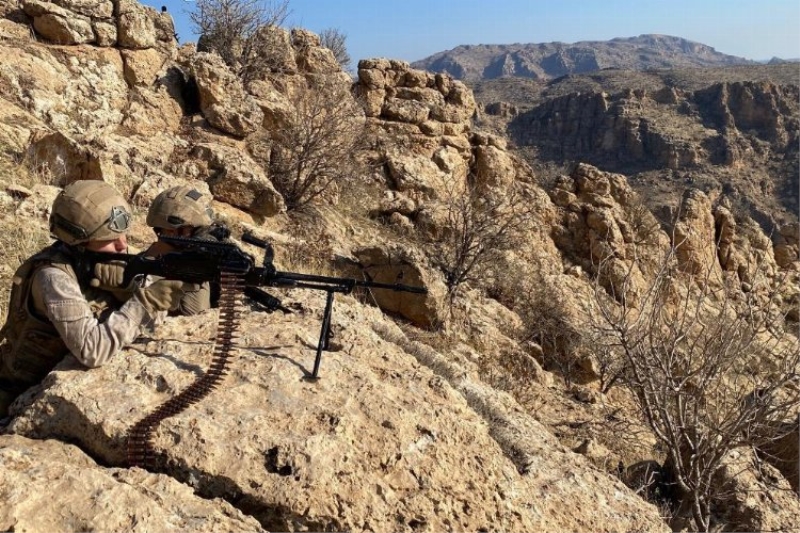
[
  {"xmin": 589, "ymin": 244, "xmax": 800, "ymax": 531},
  {"xmin": 268, "ymin": 76, "xmax": 366, "ymax": 210},
  {"xmin": 319, "ymin": 27, "xmax": 351, "ymax": 71},
  {"xmin": 190, "ymin": 0, "xmax": 290, "ymax": 79}
]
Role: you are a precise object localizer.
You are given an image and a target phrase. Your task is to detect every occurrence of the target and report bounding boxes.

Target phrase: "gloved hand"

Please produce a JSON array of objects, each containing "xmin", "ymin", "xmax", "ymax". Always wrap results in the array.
[
  {"xmin": 90, "ymin": 261, "xmax": 127, "ymax": 289},
  {"xmin": 134, "ymin": 279, "xmax": 186, "ymax": 315}
]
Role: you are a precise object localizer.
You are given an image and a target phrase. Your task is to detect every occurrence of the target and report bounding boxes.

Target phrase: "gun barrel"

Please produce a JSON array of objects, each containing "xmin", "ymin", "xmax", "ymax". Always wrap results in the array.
[{"xmin": 263, "ymin": 270, "xmax": 427, "ymax": 294}]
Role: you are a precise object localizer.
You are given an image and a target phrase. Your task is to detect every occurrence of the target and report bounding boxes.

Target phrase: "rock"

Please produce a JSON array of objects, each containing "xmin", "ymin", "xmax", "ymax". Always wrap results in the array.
[
  {"xmin": 190, "ymin": 142, "xmax": 285, "ymax": 216},
  {"xmin": 191, "ymin": 53, "xmax": 264, "ymax": 138},
  {"xmin": 6, "ymin": 299, "xmax": 669, "ymax": 532},
  {"xmin": 713, "ymin": 447, "xmax": 800, "ymax": 532},
  {"xmin": 0, "ymin": 434, "xmax": 266, "ymax": 532}
]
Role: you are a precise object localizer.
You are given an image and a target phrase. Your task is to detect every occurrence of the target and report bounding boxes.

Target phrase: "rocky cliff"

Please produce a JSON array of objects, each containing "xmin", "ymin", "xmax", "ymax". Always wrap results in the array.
[
  {"xmin": 491, "ymin": 67, "xmax": 800, "ymax": 231},
  {"xmin": 0, "ymin": 1, "xmax": 798, "ymax": 532}
]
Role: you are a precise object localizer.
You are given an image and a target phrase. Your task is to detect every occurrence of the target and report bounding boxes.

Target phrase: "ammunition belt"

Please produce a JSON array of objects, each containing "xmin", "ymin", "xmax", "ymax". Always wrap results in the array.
[{"xmin": 126, "ymin": 271, "xmax": 245, "ymax": 469}]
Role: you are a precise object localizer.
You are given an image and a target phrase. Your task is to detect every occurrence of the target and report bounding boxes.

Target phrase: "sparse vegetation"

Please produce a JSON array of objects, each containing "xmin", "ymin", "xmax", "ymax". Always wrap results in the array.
[
  {"xmin": 318, "ymin": 28, "xmax": 351, "ymax": 72},
  {"xmin": 588, "ymin": 243, "xmax": 800, "ymax": 531},
  {"xmin": 190, "ymin": 0, "xmax": 291, "ymax": 82},
  {"xmin": 266, "ymin": 76, "xmax": 367, "ymax": 211},
  {"xmin": 430, "ymin": 176, "xmax": 535, "ymax": 301}
]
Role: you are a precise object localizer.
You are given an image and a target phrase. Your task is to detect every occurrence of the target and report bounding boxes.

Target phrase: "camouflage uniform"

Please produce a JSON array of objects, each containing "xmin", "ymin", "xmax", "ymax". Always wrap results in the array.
[
  {"xmin": 1, "ymin": 181, "xmax": 184, "ymax": 418},
  {"xmin": 0, "ymin": 245, "xmax": 154, "ymax": 415}
]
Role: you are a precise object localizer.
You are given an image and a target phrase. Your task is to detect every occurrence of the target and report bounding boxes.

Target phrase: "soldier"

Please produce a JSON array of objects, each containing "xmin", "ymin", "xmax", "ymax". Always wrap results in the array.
[
  {"xmin": 145, "ymin": 185, "xmax": 220, "ymax": 315},
  {"xmin": 0, "ymin": 180, "xmax": 187, "ymax": 419}
]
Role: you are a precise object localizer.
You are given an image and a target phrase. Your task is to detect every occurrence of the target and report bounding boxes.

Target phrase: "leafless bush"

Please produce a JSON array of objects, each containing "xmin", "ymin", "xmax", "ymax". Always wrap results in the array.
[
  {"xmin": 522, "ymin": 280, "xmax": 585, "ymax": 387},
  {"xmin": 268, "ymin": 76, "xmax": 367, "ymax": 211},
  {"xmin": 190, "ymin": 0, "xmax": 290, "ymax": 81},
  {"xmin": 588, "ymin": 243, "xmax": 800, "ymax": 531},
  {"xmin": 433, "ymin": 177, "xmax": 535, "ymax": 300},
  {"xmin": 319, "ymin": 27, "xmax": 351, "ymax": 71}
]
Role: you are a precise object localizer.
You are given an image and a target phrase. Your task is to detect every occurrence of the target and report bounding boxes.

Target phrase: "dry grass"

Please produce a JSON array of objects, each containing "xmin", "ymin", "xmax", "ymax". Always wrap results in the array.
[
  {"xmin": 0, "ymin": 217, "xmax": 52, "ymax": 323},
  {"xmin": 0, "ymin": 150, "xmax": 54, "ymax": 322}
]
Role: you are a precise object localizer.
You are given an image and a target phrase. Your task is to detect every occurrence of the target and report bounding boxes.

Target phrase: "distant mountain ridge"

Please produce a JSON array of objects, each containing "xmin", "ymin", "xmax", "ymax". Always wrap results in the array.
[{"xmin": 412, "ymin": 34, "xmax": 756, "ymax": 81}]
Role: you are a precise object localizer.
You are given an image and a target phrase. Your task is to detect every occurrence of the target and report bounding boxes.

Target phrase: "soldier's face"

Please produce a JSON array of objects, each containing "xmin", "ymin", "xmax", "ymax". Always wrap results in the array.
[{"xmin": 85, "ymin": 235, "xmax": 128, "ymax": 253}]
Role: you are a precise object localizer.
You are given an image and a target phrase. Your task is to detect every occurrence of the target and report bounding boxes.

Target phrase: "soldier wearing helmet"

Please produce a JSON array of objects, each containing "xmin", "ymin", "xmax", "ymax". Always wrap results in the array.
[
  {"xmin": 144, "ymin": 185, "xmax": 219, "ymax": 316},
  {"xmin": 0, "ymin": 180, "xmax": 187, "ymax": 419}
]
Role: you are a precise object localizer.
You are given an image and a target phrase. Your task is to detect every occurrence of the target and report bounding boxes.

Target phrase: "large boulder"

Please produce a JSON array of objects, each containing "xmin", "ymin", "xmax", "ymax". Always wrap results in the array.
[
  {"xmin": 191, "ymin": 52, "xmax": 264, "ymax": 138},
  {"xmin": 190, "ymin": 142, "xmax": 285, "ymax": 216}
]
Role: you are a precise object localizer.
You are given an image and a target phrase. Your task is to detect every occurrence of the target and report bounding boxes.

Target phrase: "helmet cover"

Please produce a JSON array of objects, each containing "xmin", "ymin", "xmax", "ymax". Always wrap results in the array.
[
  {"xmin": 49, "ymin": 180, "xmax": 132, "ymax": 245},
  {"xmin": 146, "ymin": 185, "xmax": 213, "ymax": 230}
]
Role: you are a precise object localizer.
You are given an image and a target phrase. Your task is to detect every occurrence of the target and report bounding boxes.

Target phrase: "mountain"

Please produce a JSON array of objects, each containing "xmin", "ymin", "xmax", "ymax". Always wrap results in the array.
[{"xmin": 411, "ymin": 34, "xmax": 756, "ymax": 81}]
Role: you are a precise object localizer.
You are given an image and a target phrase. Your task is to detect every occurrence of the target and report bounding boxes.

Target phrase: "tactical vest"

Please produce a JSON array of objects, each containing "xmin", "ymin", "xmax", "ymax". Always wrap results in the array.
[{"xmin": 0, "ymin": 244, "xmax": 117, "ymax": 389}]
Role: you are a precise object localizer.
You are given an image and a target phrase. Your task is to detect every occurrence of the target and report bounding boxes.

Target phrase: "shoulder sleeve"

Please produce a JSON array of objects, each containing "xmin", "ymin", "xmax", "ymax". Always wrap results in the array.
[
  {"xmin": 177, "ymin": 282, "xmax": 211, "ymax": 316},
  {"xmin": 33, "ymin": 266, "xmax": 150, "ymax": 368}
]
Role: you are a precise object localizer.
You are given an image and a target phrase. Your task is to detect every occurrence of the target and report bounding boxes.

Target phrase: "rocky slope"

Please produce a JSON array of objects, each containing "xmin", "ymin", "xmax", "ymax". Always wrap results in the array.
[
  {"xmin": 472, "ymin": 63, "xmax": 800, "ymax": 233},
  {"xmin": 0, "ymin": 1, "xmax": 798, "ymax": 532},
  {"xmin": 412, "ymin": 34, "xmax": 754, "ymax": 82}
]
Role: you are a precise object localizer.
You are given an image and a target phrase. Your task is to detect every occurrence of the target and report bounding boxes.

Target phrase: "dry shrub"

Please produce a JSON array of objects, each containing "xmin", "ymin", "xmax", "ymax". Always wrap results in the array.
[
  {"xmin": 190, "ymin": 0, "xmax": 290, "ymax": 83},
  {"xmin": 268, "ymin": 76, "xmax": 367, "ymax": 211},
  {"xmin": 430, "ymin": 177, "xmax": 536, "ymax": 301},
  {"xmin": 318, "ymin": 28, "xmax": 351, "ymax": 71},
  {"xmin": 588, "ymin": 245, "xmax": 800, "ymax": 531}
]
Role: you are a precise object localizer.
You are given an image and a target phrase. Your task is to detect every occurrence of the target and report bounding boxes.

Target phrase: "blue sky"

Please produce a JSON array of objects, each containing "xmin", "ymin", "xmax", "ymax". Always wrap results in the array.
[{"xmin": 146, "ymin": 0, "xmax": 800, "ymax": 64}]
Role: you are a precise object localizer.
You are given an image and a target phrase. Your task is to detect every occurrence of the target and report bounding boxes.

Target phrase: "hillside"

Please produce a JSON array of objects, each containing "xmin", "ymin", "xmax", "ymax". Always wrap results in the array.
[
  {"xmin": 0, "ymin": 2, "xmax": 798, "ymax": 532},
  {"xmin": 471, "ymin": 63, "xmax": 800, "ymax": 232},
  {"xmin": 411, "ymin": 34, "xmax": 755, "ymax": 81}
]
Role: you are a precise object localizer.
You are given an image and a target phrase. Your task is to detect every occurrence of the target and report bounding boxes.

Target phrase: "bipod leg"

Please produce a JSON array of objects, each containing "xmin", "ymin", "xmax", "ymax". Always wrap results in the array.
[{"xmin": 307, "ymin": 290, "xmax": 335, "ymax": 381}]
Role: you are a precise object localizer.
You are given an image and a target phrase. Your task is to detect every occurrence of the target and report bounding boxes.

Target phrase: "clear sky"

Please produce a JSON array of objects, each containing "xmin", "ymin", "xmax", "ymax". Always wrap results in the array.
[{"xmin": 146, "ymin": 0, "xmax": 800, "ymax": 64}]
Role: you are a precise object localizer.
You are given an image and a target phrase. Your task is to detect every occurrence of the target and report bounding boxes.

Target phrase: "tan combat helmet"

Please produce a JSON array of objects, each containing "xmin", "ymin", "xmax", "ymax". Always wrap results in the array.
[
  {"xmin": 49, "ymin": 180, "xmax": 132, "ymax": 245},
  {"xmin": 146, "ymin": 186, "xmax": 213, "ymax": 230}
]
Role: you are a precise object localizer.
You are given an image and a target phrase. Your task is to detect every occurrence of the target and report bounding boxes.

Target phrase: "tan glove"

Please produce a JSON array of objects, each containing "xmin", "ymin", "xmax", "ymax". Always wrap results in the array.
[
  {"xmin": 134, "ymin": 279, "xmax": 187, "ymax": 315},
  {"xmin": 90, "ymin": 261, "xmax": 127, "ymax": 289}
]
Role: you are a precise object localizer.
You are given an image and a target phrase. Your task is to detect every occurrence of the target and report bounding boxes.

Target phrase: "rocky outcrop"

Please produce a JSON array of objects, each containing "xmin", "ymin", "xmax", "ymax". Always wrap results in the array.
[
  {"xmin": 0, "ymin": 435, "xmax": 265, "ymax": 532},
  {"xmin": 4, "ymin": 294, "xmax": 670, "ymax": 533},
  {"xmin": 188, "ymin": 142, "xmax": 285, "ymax": 216},
  {"xmin": 18, "ymin": 0, "xmax": 174, "ymax": 49},
  {"xmin": 506, "ymin": 75, "xmax": 799, "ymax": 227},
  {"xmin": 548, "ymin": 163, "xmax": 668, "ymax": 300},
  {"xmin": 694, "ymin": 81, "xmax": 798, "ymax": 147},
  {"xmin": 712, "ymin": 447, "xmax": 800, "ymax": 532},
  {"xmin": 191, "ymin": 52, "xmax": 264, "ymax": 138},
  {"xmin": 510, "ymin": 90, "xmax": 708, "ymax": 170}
]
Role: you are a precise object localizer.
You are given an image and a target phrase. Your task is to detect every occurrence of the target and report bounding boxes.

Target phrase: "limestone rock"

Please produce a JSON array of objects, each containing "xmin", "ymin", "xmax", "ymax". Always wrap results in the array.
[
  {"xmin": 0, "ymin": 434, "xmax": 266, "ymax": 532},
  {"xmin": 0, "ymin": 41, "xmax": 127, "ymax": 135},
  {"xmin": 291, "ymin": 28, "xmax": 339, "ymax": 73},
  {"xmin": 191, "ymin": 52, "xmax": 264, "ymax": 138},
  {"xmin": 348, "ymin": 243, "xmax": 445, "ymax": 329},
  {"xmin": 26, "ymin": 131, "xmax": 111, "ymax": 185},
  {"xmin": 21, "ymin": 0, "xmax": 94, "ymax": 45},
  {"xmin": 6, "ymin": 294, "xmax": 669, "ymax": 533},
  {"xmin": 773, "ymin": 222, "xmax": 799, "ymax": 269},
  {"xmin": 116, "ymin": 0, "xmax": 156, "ymax": 49},
  {"xmin": 713, "ymin": 447, "xmax": 800, "ymax": 532},
  {"xmin": 673, "ymin": 189, "xmax": 720, "ymax": 277},
  {"xmin": 190, "ymin": 142, "xmax": 285, "ymax": 216}
]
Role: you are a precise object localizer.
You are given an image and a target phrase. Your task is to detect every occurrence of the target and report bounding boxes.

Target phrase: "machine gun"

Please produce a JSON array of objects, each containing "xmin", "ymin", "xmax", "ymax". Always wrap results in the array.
[{"xmin": 79, "ymin": 232, "xmax": 427, "ymax": 379}]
